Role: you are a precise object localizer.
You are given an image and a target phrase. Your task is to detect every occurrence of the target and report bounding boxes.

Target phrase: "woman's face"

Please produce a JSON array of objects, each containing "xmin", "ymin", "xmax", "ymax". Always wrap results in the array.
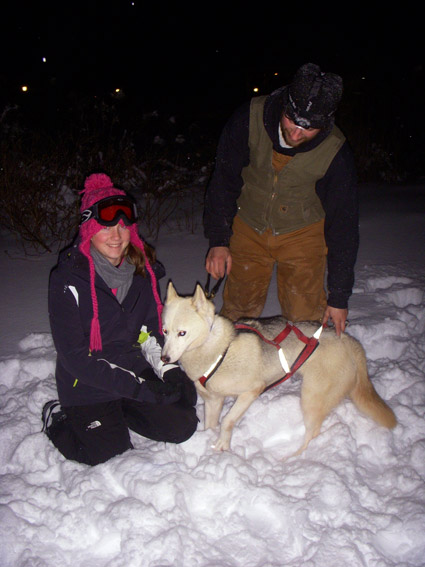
[{"xmin": 91, "ymin": 223, "xmax": 131, "ymax": 266}]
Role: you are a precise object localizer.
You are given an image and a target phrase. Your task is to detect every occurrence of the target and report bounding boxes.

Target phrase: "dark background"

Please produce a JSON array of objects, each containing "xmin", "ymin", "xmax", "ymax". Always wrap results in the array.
[{"xmin": 1, "ymin": 2, "xmax": 424, "ymax": 180}]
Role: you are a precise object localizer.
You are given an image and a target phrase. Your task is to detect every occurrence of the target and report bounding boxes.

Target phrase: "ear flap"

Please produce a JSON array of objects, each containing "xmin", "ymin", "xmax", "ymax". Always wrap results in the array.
[{"xmin": 165, "ymin": 281, "xmax": 179, "ymax": 304}]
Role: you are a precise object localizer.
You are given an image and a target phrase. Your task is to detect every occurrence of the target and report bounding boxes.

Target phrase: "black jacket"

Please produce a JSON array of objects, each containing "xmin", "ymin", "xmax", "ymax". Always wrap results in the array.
[
  {"xmin": 204, "ymin": 86, "xmax": 359, "ymax": 309},
  {"xmin": 48, "ymin": 243, "xmax": 165, "ymax": 407}
]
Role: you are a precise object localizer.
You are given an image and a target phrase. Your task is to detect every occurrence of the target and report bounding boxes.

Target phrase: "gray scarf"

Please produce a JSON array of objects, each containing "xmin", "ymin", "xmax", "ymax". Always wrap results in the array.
[{"xmin": 91, "ymin": 245, "xmax": 135, "ymax": 303}]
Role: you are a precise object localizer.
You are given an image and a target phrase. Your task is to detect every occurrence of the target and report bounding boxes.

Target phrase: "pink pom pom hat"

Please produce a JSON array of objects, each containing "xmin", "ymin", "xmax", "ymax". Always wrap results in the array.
[{"xmin": 79, "ymin": 173, "xmax": 163, "ymax": 352}]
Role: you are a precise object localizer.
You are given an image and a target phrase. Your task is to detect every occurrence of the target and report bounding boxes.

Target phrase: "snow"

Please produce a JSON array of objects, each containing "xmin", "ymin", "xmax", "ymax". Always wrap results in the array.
[{"xmin": 0, "ymin": 183, "xmax": 424, "ymax": 567}]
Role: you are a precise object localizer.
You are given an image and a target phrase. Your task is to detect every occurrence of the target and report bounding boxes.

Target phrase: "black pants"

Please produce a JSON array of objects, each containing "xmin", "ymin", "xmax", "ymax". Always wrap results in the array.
[{"xmin": 47, "ymin": 397, "xmax": 199, "ymax": 466}]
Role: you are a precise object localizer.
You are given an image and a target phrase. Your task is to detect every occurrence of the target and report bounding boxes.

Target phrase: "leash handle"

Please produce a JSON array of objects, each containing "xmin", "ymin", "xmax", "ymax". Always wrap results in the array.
[{"xmin": 205, "ymin": 273, "xmax": 225, "ymax": 299}]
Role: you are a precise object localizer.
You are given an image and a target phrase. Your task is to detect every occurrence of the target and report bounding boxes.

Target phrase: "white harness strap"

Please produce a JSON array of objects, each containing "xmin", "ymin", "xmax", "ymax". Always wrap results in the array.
[
  {"xmin": 277, "ymin": 325, "xmax": 323, "ymax": 373},
  {"xmin": 278, "ymin": 349, "xmax": 290, "ymax": 373}
]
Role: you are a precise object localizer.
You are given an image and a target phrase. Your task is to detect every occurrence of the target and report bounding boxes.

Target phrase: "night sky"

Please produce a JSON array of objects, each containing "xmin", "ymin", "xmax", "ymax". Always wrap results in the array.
[
  {"xmin": 1, "ymin": 0, "xmax": 424, "ymax": 181},
  {"xmin": 2, "ymin": 3, "xmax": 423, "ymax": 110}
]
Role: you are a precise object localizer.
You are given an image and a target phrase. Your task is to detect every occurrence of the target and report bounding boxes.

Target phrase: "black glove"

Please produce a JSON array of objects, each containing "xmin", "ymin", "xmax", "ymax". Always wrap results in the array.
[
  {"xmin": 162, "ymin": 366, "xmax": 185, "ymax": 384},
  {"xmin": 135, "ymin": 368, "xmax": 182, "ymax": 405},
  {"xmin": 145, "ymin": 378, "xmax": 182, "ymax": 405},
  {"xmin": 162, "ymin": 366, "xmax": 197, "ymax": 407}
]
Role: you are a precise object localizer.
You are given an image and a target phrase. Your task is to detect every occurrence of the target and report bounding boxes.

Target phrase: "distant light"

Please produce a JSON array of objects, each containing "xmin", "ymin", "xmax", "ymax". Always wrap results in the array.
[
  {"xmin": 21, "ymin": 85, "xmax": 28, "ymax": 92},
  {"xmin": 253, "ymin": 87, "xmax": 259, "ymax": 93},
  {"xmin": 274, "ymin": 72, "xmax": 279, "ymax": 76},
  {"xmin": 112, "ymin": 87, "xmax": 125, "ymax": 99},
  {"xmin": 42, "ymin": 57, "xmax": 47, "ymax": 63}
]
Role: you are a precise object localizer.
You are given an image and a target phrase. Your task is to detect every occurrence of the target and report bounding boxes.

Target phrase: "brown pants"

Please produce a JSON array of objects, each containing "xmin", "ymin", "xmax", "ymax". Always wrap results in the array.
[{"xmin": 221, "ymin": 216, "xmax": 328, "ymax": 322}]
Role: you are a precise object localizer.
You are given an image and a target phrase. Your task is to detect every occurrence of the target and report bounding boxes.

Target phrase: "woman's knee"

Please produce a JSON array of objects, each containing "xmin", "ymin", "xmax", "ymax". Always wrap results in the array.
[{"xmin": 48, "ymin": 401, "xmax": 132, "ymax": 466}]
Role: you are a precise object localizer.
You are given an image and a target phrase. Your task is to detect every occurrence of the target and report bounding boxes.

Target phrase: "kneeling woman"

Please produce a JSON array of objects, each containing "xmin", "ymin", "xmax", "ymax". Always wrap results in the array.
[{"xmin": 43, "ymin": 173, "xmax": 197, "ymax": 465}]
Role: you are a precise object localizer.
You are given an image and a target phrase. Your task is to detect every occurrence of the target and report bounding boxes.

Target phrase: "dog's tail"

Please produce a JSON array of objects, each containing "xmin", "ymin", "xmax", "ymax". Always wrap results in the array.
[{"xmin": 349, "ymin": 342, "xmax": 397, "ymax": 429}]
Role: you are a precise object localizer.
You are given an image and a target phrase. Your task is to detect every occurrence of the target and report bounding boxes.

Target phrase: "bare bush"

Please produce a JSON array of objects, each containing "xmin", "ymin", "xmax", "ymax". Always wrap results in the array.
[
  {"xmin": 0, "ymin": 170, "xmax": 79, "ymax": 254},
  {"xmin": 0, "ymin": 100, "xmax": 213, "ymax": 254},
  {"xmin": 122, "ymin": 158, "xmax": 209, "ymax": 239},
  {"xmin": 0, "ymin": 133, "xmax": 81, "ymax": 253}
]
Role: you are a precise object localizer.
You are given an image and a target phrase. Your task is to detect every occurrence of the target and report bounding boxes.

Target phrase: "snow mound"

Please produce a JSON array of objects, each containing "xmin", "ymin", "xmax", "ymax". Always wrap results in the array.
[{"xmin": 1, "ymin": 264, "xmax": 425, "ymax": 567}]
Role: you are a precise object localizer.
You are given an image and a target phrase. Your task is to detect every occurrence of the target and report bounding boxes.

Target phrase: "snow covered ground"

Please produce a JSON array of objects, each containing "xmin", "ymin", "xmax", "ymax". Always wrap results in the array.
[{"xmin": 0, "ymin": 183, "xmax": 424, "ymax": 567}]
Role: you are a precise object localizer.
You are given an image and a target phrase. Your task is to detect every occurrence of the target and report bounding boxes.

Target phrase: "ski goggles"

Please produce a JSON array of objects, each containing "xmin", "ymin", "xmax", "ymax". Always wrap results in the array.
[{"xmin": 80, "ymin": 195, "xmax": 138, "ymax": 227}]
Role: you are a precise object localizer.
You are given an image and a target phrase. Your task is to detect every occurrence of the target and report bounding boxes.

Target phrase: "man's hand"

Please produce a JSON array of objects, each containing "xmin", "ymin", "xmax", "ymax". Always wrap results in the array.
[
  {"xmin": 322, "ymin": 306, "xmax": 348, "ymax": 337},
  {"xmin": 205, "ymin": 246, "xmax": 232, "ymax": 280}
]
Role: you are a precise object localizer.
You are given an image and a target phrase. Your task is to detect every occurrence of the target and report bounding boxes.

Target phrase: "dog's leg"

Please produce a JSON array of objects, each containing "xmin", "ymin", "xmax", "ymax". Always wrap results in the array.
[
  {"xmin": 204, "ymin": 395, "xmax": 225, "ymax": 430},
  {"xmin": 292, "ymin": 409, "xmax": 326, "ymax": 456},
  {"xmin": 292, "ymin": 373, "xmax": 336, "ymax": 457},
  {"xmin": 195, "ymin": 382, "xmax": 225, "ymax": 430},
  {"xmin": 214, "ymin": 387, "xmax": 263, "ymax": 451}
]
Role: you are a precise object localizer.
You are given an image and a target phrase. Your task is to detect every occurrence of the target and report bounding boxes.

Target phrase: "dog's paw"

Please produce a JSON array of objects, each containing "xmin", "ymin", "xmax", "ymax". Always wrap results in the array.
[{"xmin": 212, "ymin": 438, "xmax": 230, "ymax": 451}]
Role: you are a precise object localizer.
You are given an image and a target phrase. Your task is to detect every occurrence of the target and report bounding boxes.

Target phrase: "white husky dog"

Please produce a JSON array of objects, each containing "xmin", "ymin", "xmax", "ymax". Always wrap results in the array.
[{"xmin": 161, "ymin": 282, "xmax": 396, "ymax": 455}]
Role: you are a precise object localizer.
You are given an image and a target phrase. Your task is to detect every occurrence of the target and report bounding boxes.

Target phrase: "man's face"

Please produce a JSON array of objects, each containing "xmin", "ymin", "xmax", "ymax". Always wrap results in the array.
[{"xmin": 280, "ymin": 114, "xmax": 321, "ymax": 147}]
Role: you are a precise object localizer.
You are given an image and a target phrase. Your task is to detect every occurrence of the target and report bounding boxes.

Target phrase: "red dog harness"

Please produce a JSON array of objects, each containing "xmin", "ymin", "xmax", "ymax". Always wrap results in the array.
[{"xmin": 199, "ymin": 322, "xmax": 323, "ymax": 391}]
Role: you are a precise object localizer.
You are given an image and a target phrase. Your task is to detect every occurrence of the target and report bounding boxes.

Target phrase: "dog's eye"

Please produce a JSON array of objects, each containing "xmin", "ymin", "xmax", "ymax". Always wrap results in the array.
[
  {"xmin": 178, "ymin": 331, "xmax": 186, "ymax": 337},
  {"xmin": 162, "ymin": 328, "xmax": 168, "ymax": 335}
]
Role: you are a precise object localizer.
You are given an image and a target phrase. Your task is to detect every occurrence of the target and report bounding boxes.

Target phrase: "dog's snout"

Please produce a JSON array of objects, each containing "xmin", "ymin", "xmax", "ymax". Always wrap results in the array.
[{"xmin": 161, "ymin": 354, "xmax": 170, "ymax": 363}]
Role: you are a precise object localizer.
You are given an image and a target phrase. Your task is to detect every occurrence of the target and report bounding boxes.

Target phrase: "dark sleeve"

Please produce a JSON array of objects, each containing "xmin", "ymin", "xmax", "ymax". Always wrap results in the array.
[
  {"xmin": 48, "ymin": 271, "xmax": 162, "ymax": 403},
  {"xmin": 203, "ymin": 102, "xmax": 251, "ymax": 248},
  {"xmin": 316, "ymin": 142, "xmax": 359, "ymax": 308}
]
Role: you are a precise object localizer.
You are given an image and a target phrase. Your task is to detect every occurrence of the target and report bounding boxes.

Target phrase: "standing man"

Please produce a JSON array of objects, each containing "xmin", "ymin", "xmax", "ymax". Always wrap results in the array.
[{"xmin": 204, "ymin": 63, "xmax": 359, "ymax": 336}]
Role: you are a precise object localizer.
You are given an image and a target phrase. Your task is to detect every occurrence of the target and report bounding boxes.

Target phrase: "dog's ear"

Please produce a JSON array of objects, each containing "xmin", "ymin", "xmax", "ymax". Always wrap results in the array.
[
  {"xmin": 165, "ymin": 281, "xmax": 179, "ymax": 303},
  {"xmin": 192, "ymin": 284, "xmax": 215, "ymax": 327},
  {"xmin": 192, "ymin": 284, "xmax": 208, "ymax": 312}
]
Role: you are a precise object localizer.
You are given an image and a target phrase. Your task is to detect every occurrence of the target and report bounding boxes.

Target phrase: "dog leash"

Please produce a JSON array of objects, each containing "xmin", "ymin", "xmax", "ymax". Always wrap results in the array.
[
  {"xmin": 205, "ymin": 261, "xmax": 228, "ymax": 299},
  {"xmin": 204, "ymin": 273, "xmax": 224, "ymax": 299}
]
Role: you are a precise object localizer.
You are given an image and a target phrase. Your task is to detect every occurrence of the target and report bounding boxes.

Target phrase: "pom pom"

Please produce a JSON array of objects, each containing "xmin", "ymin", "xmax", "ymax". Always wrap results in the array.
[{"xmin": 84, "ymin": 173, "xmax": 114, "ymax": 193}]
